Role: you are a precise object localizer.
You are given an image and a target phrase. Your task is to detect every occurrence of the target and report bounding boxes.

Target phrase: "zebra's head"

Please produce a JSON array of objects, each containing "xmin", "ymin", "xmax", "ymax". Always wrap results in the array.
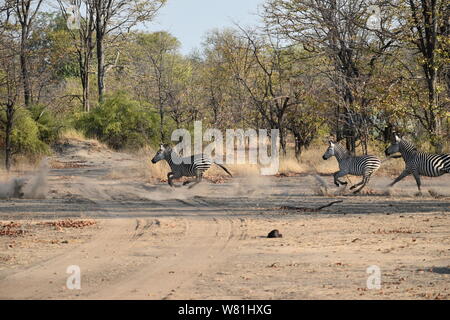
[
  {"xmin": 385, "ymin": 135, "xmax": 401, "ymax": 156},
  {"xmin": 151, "ymin": 144, "xmax": 171, "ymax": 163},
  {"xmin": 322, "ymin": 141, "xmax": 336, "ymax": 160}
]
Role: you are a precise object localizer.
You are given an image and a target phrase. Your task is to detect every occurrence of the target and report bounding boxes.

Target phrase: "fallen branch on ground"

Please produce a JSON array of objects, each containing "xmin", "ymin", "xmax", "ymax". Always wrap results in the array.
[{"xmin": 279, "ymin": 200, "xmax": 343, "ymax": 212}]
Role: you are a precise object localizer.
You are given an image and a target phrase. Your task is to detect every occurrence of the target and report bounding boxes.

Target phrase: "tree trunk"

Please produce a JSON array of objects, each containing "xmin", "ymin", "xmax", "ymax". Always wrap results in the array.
[
  {"xmin": 96, "ymin": 32, "xmax": 105, "ymax": 103},
  {"xmin": 425, "ymin": 68, "xmax": 442, "ymax": 152},
  {"xmin": 159, "ymin": 104, "xmax": 165, "ymax": 142},
  {"xmin": 79, "ymin": 1, "xmax": 95, "ymax": 112},
  {"xmin": 278, "ymin": 125, "xmax": 286, "ymax": 156},
  {"xmin": 96, "ymin": 4, "xmax": 105, "ymax": 103},
  {"xmin": 294, "ymin": 134, "xmax": 303, "ymax": 161},
  {"xmin": 20, "ymin": 28, "xmax": 32, "ymax": 107},
  {"xmin": 82, "ymin": 70, "xmax": 90, "ymax": 112},
  {"xmin": 4, "ymin": 103, "xmax": 14, "ymax": 171},
  {"xmin": 383, "ymin": 123, "xmax": 394, "ymax": 143},
  {"xmin": 79, "ymin": 49, "xmax": 91, "ymax": 112}
]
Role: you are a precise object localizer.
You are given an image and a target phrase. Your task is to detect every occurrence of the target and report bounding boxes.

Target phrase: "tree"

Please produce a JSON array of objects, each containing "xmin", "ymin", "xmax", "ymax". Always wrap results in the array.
[
  {"xmin": 92, "ymin": 0, "xmax": 166, "ymax": 102},
  {"xmin": 263, "ymin": 0, "xmax": 396, "ymax": 153},
  {"xmin": 14, "ymin": 0, "xmax": 43, "ymax": 108},
  {"xmin": 395, "ymin": 0, "xmax": 449, "ymax": 150},
  {"xmin": 58, "ymin": 0, "xmax": 96, "ymax": 112},
  {"xmin": 1, "ymin": 2, "xmax": 21, "ymax": 170},
  {"xmin": 129, "ymin": 31, "xmax": 181, "ymax": 142},
  {"xmin": 202, "ymin": 30, "xmax": 252, "ymax": 129}
]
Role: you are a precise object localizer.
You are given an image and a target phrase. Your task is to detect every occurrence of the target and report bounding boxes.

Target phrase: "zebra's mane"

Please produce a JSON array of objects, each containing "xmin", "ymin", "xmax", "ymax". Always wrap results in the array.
[
  {"xmin": 164, "ymin": 146, "xmax": 189, "ymax": 162},
  {"xmin": 162, "ymin": 146, "xmax": 178, "ymax": 158},
  {"xmin": 399, "ymin": 139, "xmax": 418, "ymax": 152},
  {"xmin": 334, "ymin": 142, "xmax": 351, "ymax": 156}
]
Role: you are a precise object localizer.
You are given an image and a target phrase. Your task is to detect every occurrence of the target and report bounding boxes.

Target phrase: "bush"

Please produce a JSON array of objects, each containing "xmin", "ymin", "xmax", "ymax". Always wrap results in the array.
[
  {"xmin": 29, "ymin": 104, "xmax": 65, "ymax": 145},
  {"xmin": 75, "ymin": 92, "xmax": 160, "ymax": 150},
  {"xmin": 0, "ymin": 107, "xmax": 50, "ymax": 157}
]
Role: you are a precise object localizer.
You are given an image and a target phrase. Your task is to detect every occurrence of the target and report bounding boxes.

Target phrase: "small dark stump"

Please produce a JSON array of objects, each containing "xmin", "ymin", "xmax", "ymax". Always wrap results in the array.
[{"xmin": 267, "ymin": 229, "xmax": 282, "ymax": 238}]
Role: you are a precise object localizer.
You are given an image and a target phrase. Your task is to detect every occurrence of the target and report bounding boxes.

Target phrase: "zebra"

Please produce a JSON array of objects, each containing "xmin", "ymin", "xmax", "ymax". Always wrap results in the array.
[
  {"xmin": 385, "ymin": 135, "xmax": 450, "ymax": 192},
  {"xmin": 151, "ymin": 144, "xmax": 232, "ymax": 188},
  {"xmin": 322, "ymin": 141, "xmax": 381, "ymax": 193}
]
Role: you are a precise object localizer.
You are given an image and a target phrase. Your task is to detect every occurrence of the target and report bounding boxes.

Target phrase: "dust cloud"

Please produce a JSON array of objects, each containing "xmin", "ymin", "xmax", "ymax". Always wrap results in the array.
[{"xmin": 23, "ymin": 159, "xmax": 49, "ymax": 199}]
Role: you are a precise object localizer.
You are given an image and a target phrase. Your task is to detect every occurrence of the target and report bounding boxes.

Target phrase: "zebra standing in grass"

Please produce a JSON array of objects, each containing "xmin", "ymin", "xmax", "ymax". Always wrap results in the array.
[
  {"xmin": 322, "ymin": 141, "xmax": 381, "ymax": 193},
  {"xmin": 385, "ymin": 135, "xmax": 450, "ymax": 192},
  {"xmin": 151, "ymin": 145, "xmax": 232, "ymax": 188}
]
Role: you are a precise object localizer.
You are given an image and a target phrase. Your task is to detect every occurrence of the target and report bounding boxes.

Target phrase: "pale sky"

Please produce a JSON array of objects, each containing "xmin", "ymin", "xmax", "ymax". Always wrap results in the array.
[{"xmin": 144, "ymin": 0, "xmax": 266, "ymax": 55}]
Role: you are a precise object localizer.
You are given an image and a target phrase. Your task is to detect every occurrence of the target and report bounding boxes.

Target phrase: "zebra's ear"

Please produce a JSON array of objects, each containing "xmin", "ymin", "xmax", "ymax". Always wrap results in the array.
[
  {"xmin": 160, "ymin": 144, "xmax": 165, "ymax": 151},
  {"xmin": 394, "ymin": 135, "xmax": 401, "ymax": 142},
  {"xmin": 328, "ymin": 140, "xmax": 334, "ymax": 146}
]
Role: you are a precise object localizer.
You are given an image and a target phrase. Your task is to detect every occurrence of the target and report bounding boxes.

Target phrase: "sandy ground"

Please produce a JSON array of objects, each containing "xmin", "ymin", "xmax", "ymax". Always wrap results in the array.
[{"xmin": 0, "ymin": 139, "xmax": 449, "ymax": 300}]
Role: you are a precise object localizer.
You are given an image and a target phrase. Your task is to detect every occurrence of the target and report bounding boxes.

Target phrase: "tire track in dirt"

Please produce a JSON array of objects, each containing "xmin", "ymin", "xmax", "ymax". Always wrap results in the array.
[
  {"xmin": 84, "ymin": 215, "xmax": 245, "ymax": 299},
  {"xmin": 0, "ymin": 218, "xmax": 138, "ymax": 299}
]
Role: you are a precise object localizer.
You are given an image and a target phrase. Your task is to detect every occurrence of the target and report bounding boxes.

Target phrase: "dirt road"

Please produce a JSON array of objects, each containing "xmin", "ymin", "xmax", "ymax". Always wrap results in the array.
[{"xmin": 0, "ymin": 139, "xmax": 449, "ymax": 299}]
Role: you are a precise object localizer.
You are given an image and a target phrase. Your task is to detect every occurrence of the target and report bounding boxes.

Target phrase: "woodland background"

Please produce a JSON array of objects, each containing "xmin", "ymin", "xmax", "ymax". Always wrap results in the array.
[{"xmin": 0, "ymin": 0, "xmax": 449, "ymax": 170}]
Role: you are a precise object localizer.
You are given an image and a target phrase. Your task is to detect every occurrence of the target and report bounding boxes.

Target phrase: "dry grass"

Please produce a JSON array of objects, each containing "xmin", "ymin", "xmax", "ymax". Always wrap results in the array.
[
  {"xmin": 377, "ymin": 157, "xmax": 404, "ymax": 177},
  {"xmin": 58, "ymin": 128, "xmax": 108, "ymax": 150},
  {"xmin": 135, "ymin": 146, "xmax": 169, "ymax": 182},
  {"xmin": 59, "ymin": 128, "xmax": 88, "ymax": 142},
  {"xmin": 298, "ymin": 146, "xmax": 338, "ymax": 175},
  {"xmin": 277, "ymin": 158, "xmax": 306, "ymax": 175}
]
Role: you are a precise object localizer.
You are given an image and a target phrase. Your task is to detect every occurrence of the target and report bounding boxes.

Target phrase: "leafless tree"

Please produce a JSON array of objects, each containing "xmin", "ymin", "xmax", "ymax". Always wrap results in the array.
[
  {"xmin": 58, "ymin": 0, "xmax": 95, "ymax": 112},
  {"xmin": 14, "ymin": 0, "xmax": 44, "ymax": 107},
  {"xmin": 92, "ymin": 0, "xmax": 166, "ymax": 102},
  {"xmin": 0, "ymin": 3, "xmax": 21, "ymax": 170},
  {"xmin": 263, "ymin": 0, "xmax": 396, "ymax": 153},
  {"xmin": 396, "ymin": 0, "xmax": 449, "ymax": 150}
]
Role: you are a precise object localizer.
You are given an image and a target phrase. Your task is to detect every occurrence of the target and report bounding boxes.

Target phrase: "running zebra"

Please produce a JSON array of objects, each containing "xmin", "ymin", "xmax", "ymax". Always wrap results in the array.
[
  {"xmin": 385, "ymin": 135, "xmax": 450, "ymax": 191},
  {"xmin": 322, "ymin": 141, "xmax": 381, "ymax": 193},
  {"xmin": 151, "ymin": 145, "xmax": 232, "ymax": 188}
]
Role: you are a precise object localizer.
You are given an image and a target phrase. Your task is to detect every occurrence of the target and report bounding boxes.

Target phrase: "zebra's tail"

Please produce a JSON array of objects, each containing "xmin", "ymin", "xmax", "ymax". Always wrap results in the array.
[{"xmin": 214, "ymin": 162, "xmax": 233, "ymax": 177}]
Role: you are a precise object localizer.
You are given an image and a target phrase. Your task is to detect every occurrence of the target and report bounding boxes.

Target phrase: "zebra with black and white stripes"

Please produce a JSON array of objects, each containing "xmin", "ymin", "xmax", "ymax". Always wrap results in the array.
[
  {"xmin": 151, "ymin": 145, "xmax": 232, "ymax": 188},
  {"xmin": 322, "ymin": 141, "xmax": 381, "ymax": 193},
  {"xmin": 385, "ymin": 135, "xmax": 450, "ymax": 192}
]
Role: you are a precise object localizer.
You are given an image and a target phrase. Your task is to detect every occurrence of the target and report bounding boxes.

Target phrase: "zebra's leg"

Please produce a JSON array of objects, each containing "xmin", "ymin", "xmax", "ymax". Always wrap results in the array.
[
  {"xmin": 167, "ymin": 172, "xmax": 181, "ymax": 188},
  {"xmin": 389, "ymin": 169, "xmax": 410, "ymax": 187},
  {"xmin": 187, "ymin": 172, "xmax": 203, "ymax": 189},
  {"xmin": 333, "ymin": 171, "xmax": 347, "ymax": 186},
  {"xmin": 412, "ymin": 171, "xmax": 422, "ymax": 192},
  {"xmin": 352, "ymin": 175, "xmax": 370, "ymax": 194},
  {"xmin": 167, "ymin": 172, "xmax": 175, "ymax": 187},
  {"xmin": 351, "ymin": 169, "xmax": 374, "ymax": 190},
  {"xmin": 349, "ymin": 178, "xmax": 365, "ymax": 190}
]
